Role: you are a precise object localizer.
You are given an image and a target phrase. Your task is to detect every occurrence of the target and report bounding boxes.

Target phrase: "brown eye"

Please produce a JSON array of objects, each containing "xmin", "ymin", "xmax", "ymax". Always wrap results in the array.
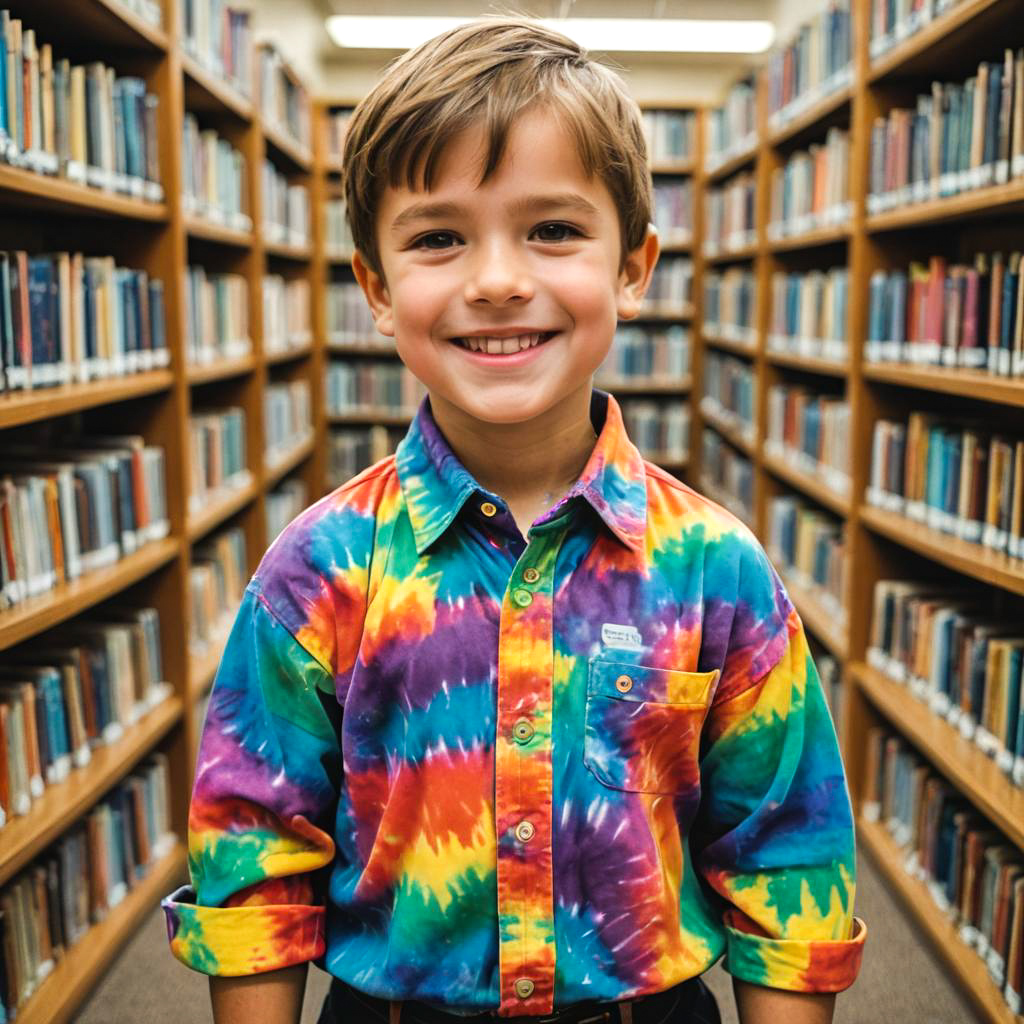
[
  {"xmin": 415, "ymin": 231, "xmax": 459, "ymax": 249},
  {"xmin": 533, "ymin": 222, "xmax": 579, "ymax": 242}
]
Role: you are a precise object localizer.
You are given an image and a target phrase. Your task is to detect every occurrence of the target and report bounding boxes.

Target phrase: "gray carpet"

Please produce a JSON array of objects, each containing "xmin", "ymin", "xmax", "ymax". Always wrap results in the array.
[{"xmin": 74, "ymin": 842, "xmax": 978, "ymax": 1023}]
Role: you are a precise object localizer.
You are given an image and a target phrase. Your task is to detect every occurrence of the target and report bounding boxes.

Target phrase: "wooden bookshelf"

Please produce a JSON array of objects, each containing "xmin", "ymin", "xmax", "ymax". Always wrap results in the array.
[
  {"xmin": 685, "ymin": 3, "xmax": 1024, "ymax": 1019},
  {"xmin": 0, "ymin": 5, "xmax": 325, "ymax": 1020}
]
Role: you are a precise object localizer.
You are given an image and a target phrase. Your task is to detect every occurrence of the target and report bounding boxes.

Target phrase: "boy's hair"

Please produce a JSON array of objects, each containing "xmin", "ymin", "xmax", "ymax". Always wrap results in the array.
[{"xmin": 342, "ymin": 17, "xmax": 653, "ymax": 275}]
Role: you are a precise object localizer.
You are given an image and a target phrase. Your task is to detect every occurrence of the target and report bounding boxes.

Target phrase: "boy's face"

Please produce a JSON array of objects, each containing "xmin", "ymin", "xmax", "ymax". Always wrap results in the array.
[{"xmin": 354, "ymin": 106, "xmax": 657, "ymax": 427}]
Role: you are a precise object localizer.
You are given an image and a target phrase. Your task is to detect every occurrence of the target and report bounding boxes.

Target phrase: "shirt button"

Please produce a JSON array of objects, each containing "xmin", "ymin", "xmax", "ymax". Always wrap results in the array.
[
  {"xmin": 512, "ymin": 718, "xmax": 535, "ymax": 743},
  {"xmin": 515, "ymin": 820, "xmax": 535, "ymax": 843},
  {"xmin": 522, "ymin": 567, "xmax": 540, "ymax": 583},
  {"xmin": 514, "ymin": 978, "xmax": 535, "ymax": 1000},
  {"xmin": 512, "ymin": 589, "xmax": 533, "ymax": 608},
  {"xmin": 480, "ymin": 501, "xmax": 498, "ymax": 517},
  {"xmin": 615, "ymin": 674, "xmax": 633, "ymax": 693}
]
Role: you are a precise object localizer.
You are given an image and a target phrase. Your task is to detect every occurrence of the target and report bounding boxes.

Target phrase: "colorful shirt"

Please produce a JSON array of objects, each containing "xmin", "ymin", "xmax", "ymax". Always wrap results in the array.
[{"xmin": 163, "ymin": 391, "xmax": 865, "ymax": 1017}]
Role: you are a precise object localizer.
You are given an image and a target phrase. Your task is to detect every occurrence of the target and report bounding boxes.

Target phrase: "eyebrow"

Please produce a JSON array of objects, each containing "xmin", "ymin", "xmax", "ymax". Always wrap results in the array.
[{"xmin": 389, "ymin": 192, "xmax": 601, "ymax": 234}]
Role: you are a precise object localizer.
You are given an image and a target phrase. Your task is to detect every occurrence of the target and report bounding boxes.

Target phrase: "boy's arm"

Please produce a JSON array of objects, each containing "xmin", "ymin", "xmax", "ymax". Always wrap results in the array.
[
  {"xmin": 694, "ymin": 537, "xmax": 866, "ymax": 997},
  {"xmin": 733, "ymin": 979, "xmax": 835, "ymax": 1024},
  {"xmin": 210, "ymin": 966, "xmax": 308, "ymax": 1024},
  {"xmin": 162, "ymin": 580, "xmax": 343, "ymax": 979}
]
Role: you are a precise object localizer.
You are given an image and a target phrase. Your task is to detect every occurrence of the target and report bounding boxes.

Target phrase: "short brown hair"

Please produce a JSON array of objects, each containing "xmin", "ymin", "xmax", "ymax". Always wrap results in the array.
[{"xmin": 341, "ymin": 17, "xmax": 652, "ymax": 275}]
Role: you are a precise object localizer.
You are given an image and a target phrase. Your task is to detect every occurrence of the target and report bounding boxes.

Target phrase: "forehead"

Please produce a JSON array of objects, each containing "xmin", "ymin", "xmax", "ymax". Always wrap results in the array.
[{"xmin": 380, "ymin": 108, "xmax": 615, "ymax": 215}]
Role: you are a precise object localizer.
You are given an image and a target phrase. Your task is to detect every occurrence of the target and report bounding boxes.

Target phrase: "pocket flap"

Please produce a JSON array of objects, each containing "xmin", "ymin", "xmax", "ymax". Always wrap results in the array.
[{"xmin": 589, "ymin": 660, "xmax": 719, "ymax": 707}]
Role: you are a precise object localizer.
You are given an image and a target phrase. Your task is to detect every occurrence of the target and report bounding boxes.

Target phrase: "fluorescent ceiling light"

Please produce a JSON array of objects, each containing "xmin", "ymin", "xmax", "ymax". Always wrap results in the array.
[{"xmin": 326, "ymin": 16, "xmax": 775, "ymax": 54}]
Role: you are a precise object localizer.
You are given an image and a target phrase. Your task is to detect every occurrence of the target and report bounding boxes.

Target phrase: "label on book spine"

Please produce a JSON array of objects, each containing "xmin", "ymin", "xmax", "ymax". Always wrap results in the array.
[
  {"xmin": 1014, "ymin": 757, "xmax": 1024, "ymax": 786},
  {"xmin": 1006, "ymin": 987, "xmax": 1021, "ymax": 1016},
  {"xmin": 975, "ymin": 726, "xmax": 999, "ymax": 756},
  {"xmin": 996, "ymin": 748, "xmax": 1013, "ymax": 774}
]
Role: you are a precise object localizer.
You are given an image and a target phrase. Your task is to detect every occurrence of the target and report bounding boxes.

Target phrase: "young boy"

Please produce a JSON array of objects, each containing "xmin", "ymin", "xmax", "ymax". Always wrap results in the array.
[{"xmin": 163, "ymin": 18, "xmax": 865, "ymax": 1024}]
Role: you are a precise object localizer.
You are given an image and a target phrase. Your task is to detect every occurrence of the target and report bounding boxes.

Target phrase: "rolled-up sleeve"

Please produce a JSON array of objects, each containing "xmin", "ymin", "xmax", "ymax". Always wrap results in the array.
[
  {"xmin": 162, "ymin": 581, "xmax": 341, "ymax": 976},
  {"xmin": 695, "ymin": 539, "xmax": 866, "ymax": 992}
]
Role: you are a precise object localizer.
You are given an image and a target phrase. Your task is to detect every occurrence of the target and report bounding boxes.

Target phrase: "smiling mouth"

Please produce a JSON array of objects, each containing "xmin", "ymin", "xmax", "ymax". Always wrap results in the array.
[{"xmin": 451, "ymin": 332, "xmax": 556, "ymax": 354}]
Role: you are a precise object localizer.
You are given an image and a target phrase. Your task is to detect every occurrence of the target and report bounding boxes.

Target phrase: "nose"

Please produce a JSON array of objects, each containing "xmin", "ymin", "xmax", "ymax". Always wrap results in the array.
[{"xmin": 463, "ymin": 238, "xmax": 535, "ymax": 306}]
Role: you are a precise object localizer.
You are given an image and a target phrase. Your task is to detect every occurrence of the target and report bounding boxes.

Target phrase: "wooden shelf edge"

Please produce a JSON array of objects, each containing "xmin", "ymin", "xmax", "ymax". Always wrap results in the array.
[
  {"xmin": 699, "ymin": 406, "xmax": 756, "ymax": 456},
  {"xmin": 703, "ymin": 244, "xmax": 759, "ymax": 265},
  {"xmin": 766, "ymin": 225, "xmax": 851, "ymax": 253},
  {"xmin": 636, "ymin": 305, "xmax": 695, "ymax": 321},
  {"xmin": 265, "ymin": 436, "xmax": 315, "ymax": 488},
  {"xmin": 186, "ymin": 478, "xmax": 258, "ymax": 541},
  {"xmin": 595, "ymin": 375, "xmax": 692, "ymax": 395},
  {"xmin": 767, "ymin": 83, "xmax": 852, "ymax": 149},
  {"xmin": 181, "ymin": 51, "xmax": 253, "ymax": 121},
  {"xmin": 863, "ymin": 363, "xmax": 1024, "ymax": 407},
  {"xmin": 649, "ymin": 160, "xmax": 696, "ymax": 176},
  {"xmin": 777, "ymin": 568, "xmax": 848, "ymax": 661},
  {"xmin": 762, "ymin": 450, "xmax": 851, "ymax": 517},
  {"xmin": 327, "ymin": 342, "xmax": 398, "ymax": 357},
  {"xmin": 0, "ymin": 371, "xmax": 174, "ymax": 429},
  {"xmin": 265, "ymin": 342, "xmax": 314, "ymax": 365},
  {"xmin": 184, "ymin": 214, "xmax": 254, "ymax": 247},
  {"xmin": 858, "ymin": 818, "xmax": 1020, "ymax": 1024},
  {"xmin": 14, "ymin": 844, "xmax": 185, "ymax": 1024},
  {"xmin": 706, "ymin": 146, "xmax": 758, "ymax": 184},
  {"xmin": 328, "ymin": 409, "xmax": 415, "ymax": 426},
  {"xmin": 185, "ymin": 353, "xmax": 256, "ymax": 384},
  {"xmin": 765, "ymin": 348, "xmax": 849, "ymax": 378},
  {"xmin": 264, "ymin": 240, "xmax": 313, "ymax": 261},
  {"xmin": 867, "ymin": 179, "xmax": 1024, "ymax": 234},
  {"xmin": 263, "ymin": 122, "xmax": 313, "ymax": 172},
  {"xmin": 0, "ymin": 537, "xmax": 180, "ymax": 652},
  {"xmin": 702, "ymin": 331, "xmax": 759, "ymax": 358},
  {"xmin": 860, "ymin": 504, "xmax": 1024, "ymax": 597},
  {"xmin": 0, "ymin": 695, "xmax": 183, "ymax": 886},
  {"xmin": 853, "ymin": 661, "xmax": 1024, "ymax": 849},
  {"xmin": 0, "ymin": 164, "xmax": 167, "ymax": 221}
]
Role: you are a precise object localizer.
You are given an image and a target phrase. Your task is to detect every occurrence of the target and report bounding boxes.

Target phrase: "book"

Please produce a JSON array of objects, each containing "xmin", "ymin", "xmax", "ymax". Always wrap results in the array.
[
  {"xmin": 768, "ymin": 267, "xmax": 848, "ymax": 363},
  {"xmin": 262, "ymin": 160, "xmax": 310, "ymax": 247},
  {"xmin": 182, "ymin": 114, "xmax": 251, "ymax": 231},
  {"xmin": 768, "ymin": 128, "xmax": 851, "ymax": 238},
  {"xmin": 184, "ymin": 266, "xmax": 251, "ymax": 365},
  {"xmin": 264, "ymin": 381, "xmax": 313, "ymax": 468},
  {"xmin": 706, "ymin": 77, "xmax": 757, "ymax": 170},
  {"xmin": 257, "ymin": 42, "xmax": 311, "ymax": 154},
  {"xmin": 263, "ymin": 275, "xmax": 311, "ymax": 356},
  {"xmin": 703, "ymin": 268, "xmax": 757, "ymax": 345},
  {"xmin": 180, "ymin": 0, "xmax": 252, "ymax": 98}
]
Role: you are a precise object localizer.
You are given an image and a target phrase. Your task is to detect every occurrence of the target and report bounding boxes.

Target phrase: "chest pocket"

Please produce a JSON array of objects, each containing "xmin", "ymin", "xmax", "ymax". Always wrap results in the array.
[{"xmin": 583, "ymin": 659, "xmax": 720, "ymax": 795}]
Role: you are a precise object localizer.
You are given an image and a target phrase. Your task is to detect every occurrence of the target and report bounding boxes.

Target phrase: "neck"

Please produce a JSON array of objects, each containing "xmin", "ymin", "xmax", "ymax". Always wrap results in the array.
[{"xmin": 428, "ymin": 382, "xmax": 599, "ymax": 508}]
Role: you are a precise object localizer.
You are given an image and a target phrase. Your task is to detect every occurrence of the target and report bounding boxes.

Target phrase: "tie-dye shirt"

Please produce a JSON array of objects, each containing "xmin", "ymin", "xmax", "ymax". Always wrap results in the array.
[{"xmin": 163, "ymin": 390, "xmax": 865, "ymax": 1016}]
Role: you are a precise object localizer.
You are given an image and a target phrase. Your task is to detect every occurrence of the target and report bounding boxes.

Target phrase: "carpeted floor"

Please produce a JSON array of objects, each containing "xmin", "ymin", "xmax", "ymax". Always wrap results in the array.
[{"xmin": 75, "ymin": 841, "xmax": 979, "ymax": 1023}]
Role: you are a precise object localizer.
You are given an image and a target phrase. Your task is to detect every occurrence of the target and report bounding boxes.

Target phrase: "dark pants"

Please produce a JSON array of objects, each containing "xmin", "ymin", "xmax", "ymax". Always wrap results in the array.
[{"xmin": 317, "ymin": 977, "xmax": 721, "ymax": 1024}]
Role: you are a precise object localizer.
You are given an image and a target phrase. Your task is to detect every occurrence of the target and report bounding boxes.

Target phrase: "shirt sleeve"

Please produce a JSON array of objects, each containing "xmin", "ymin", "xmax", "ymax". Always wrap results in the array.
[
  {"xmin": 694, "ymin": 537, "xmax": 866, "ymax": 993},
  {"xmin": 162, "ymin": 580, "xmax": 342, "ymax": 976}
]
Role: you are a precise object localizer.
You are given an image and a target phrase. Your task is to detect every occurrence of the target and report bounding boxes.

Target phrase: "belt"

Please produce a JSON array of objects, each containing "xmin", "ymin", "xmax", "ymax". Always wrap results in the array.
[{"xmin": 387, "ymin": 1001, "xmax": 634, "ymax": 1024}]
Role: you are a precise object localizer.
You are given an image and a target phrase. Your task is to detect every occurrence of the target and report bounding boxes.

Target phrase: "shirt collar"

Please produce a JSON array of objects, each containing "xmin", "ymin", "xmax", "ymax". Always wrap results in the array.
[{"xmin": 395, "ymin": 390, "xmax": 648, "ymax": 555}]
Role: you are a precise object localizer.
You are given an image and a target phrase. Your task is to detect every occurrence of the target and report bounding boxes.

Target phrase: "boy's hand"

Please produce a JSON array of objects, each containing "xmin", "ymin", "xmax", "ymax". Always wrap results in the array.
[
  {"xmin": 210, "ymin": 964, "xmax": 307, "ymax": 1024},
  {"xmin": 733, "ymin": 979, "xmax": 836, "ymax": 1024}
]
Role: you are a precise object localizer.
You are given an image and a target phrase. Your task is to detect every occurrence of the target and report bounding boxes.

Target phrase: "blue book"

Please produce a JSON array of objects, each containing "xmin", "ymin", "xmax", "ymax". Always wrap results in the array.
[
  {"xmin": 984, "ymin": 64, "xmax": 1003, "ymax": 169},
  {"xmin": 27, "ymin": 256, "xmax": 55, "ymax": 387},
  {"xmin": 0, "ymin": 11, "xmax": 9, "ymax": 140},
  {"xmin": 1005, "ymin": 646, "xmax": 1022, "ymax": 756}
]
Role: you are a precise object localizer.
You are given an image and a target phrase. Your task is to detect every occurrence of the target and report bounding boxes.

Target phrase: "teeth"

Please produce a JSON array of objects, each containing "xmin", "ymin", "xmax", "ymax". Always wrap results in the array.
[{"xmin": 457, "ymin": 333, "xmax": 548, "ymax": 353}]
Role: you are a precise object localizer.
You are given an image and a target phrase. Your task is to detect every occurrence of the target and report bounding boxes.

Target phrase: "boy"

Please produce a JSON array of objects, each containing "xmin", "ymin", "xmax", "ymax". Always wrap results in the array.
[{"xmin": 164, "ymin": 18, "xmax": 865, "ymax": 1024}]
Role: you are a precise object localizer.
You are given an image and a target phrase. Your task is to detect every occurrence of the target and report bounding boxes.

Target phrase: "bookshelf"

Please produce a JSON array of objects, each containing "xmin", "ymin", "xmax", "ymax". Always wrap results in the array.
[
  {"xmin": 0, "ymin": 3, "xmax": 321, "ymax": 1020},
  {"xmin": 688, "ymin": 1, "xmax": 1024, "ymax": 1021}
]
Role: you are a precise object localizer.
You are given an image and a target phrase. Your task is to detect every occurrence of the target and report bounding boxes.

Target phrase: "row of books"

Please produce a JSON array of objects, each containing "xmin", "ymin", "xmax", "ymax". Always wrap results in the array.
[
  {"xmin": 262, "ymin": 162, "xmax": 309, "ymax": 248},
  {"xmin": 0, "ymin": 606, "xmax": 171, "ymax": 829},
  {"xmin": 765, "ymin": 385, "xmax": 851, "ymax": 496},
  {"xmin": 182, "ymin": 116, "xmax": 250, "ymax": 232},
  {"xmin": 645, "ymin": 256, "xmax": 692, "ymax": 313},
  {"xmin": 257, "ymin": 42, "xmax": 311, "ymax": 154},
  {"xmin": 701, "ymin": 351, "xmax": 756, "ymax": 443},
  {"xmin": 867, "ymin": 414, "xmax": 1024, "ymax": 559},
  {"xmin": 767, "ymin": 128, "xmax": 851, "ymax": 239},
  {"xmin": 764, "ymin": 0, "xmax": 853, "ymax": 132},
  {"xmin": 766, "ymin": 494, "xmax": 847, "ymax": 626},
  {"xmin": 704, "ymin": 268, "xmax": 756, "ymax": 346},
  {"xmin": 815, "ymin": 647, "xmax": 842, "ymax": 727},
  {"xmin": 598, "ymin": 325, "xmax": 690, "ymax": 383},
  {"xmin": 700, "ymin": 430, "xmax": 755, "ymax": 525},
  {"xmin": 768, "ymin": 267, "xmax": 849, "ymax": 364},
  {"xmin": 861, "ymin": 728, "xmax": 1023, "ymax": 1014},
  {"xmin": 326, "ymin": 198, "xmax": 355, "ymax": 258},
  {"xmin": 620, "ymin": 401, "xmax": 689, "ymax": 463},
  {"xmin": 325, "ymin": 107, "xmax": 353, "ymax": 165},
  {"xmin": 327, "ymin": 426, "xmax": 404, "ymax": 489},
  {"xmin": 704, "ymin": 172, "xmax": 757, "ymax": 257},
  {"xmin": 189, "ymin": 526, "xmax": 246, "ymax": 658},
  {"xmin": 265, "ymin": 381, "xmax": 312, "ymax": 467},
  {"xmin": 188, "ymin": 407, "xmax": 249, "ymax": 515},
  {"xmin": 867, "ymin": 580, "xmax": 1024, "ymax": 786},
  {"xmin": 0, "ymin": 14, "xmax": 161, "ymax": 200},
  {"xmin": 866, "ymin": 252, "xmax": 1024, "ymax": 375},
  {"xmin": 115, "ymin": 0, "xmax": 162, "ymax": 29},
  {"xmin": 184, "ymin": 267, "xmax": 250, "ymax": 366},
  {"xmin": 643, "ymin": 110, "xmax": 696, "ymax": 165},
  {"xmin": 267, "ymin": 478, "xmax": 307, "ymax": 544},
  {"xmin": 869, "ymin": 0, "xmax": 963, "ymax": 61},
  {"xmin": 652, "ymin": 180, "xmax": 693, "ymax": 246},
  {"xmin": 326, "ymin": 280, "xmax": 381, "ymax": 346},
  {"xmin": 0, "ymin": 761, "xmax": 175, "ymax": 1017},
  {"xmin": 326, "ymin": 362, "xmax": 421, "ymax": 416},
  {"xmin": 1, "ymin": 250, "xmax": 169, "ymax": 390},
  {"xmin": 0, "ymin": 437, "xmax": 169, "ymax": 611},
  {"xmin": 180, "ymin": 0, "xmax": 252, "ymax": 100},
  {"xmin": 263, "ymin": 276, "xmax": 310, "ymax": 356},
  {"xmin": 706, "ymin": 78, "xmax": 757, "ymax": 173},
  {"xmin": 868, "ymin": 50, "xmax": 1024, "ymax": 214}
]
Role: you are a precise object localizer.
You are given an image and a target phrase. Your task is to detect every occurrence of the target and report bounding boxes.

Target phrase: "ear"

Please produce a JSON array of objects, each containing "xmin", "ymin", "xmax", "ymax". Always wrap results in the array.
[
  {"xmin": 615, "ymin": 226, "xmax": 660, "ymax": 322},
  {"xmin": 352, "ymin": 250, "xmax": 395, "ymax": 337}
]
